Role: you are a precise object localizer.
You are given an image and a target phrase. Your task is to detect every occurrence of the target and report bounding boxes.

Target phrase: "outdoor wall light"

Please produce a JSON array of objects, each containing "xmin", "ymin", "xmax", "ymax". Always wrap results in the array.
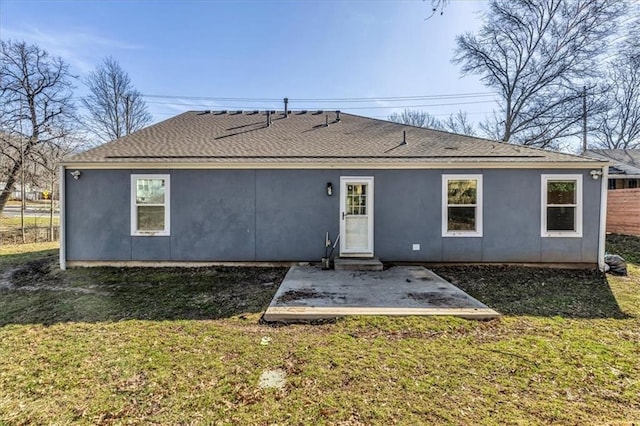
[
  {"xmin": 70, "ymin": 170, "xmax": 82, "ymax": 180},
  {"xmin": 326, "ymin": 182, "xmax": 333, "ymax": 196},
  {"xmin": 590, "ymin": 169, "xmax": 603, "ymax": 180}
]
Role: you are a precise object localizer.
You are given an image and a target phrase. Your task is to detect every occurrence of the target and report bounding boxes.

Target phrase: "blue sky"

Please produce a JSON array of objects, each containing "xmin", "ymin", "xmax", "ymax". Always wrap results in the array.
[{"xmin": 0, "ymin": 0, "xmax": 494, "ymax": 124}]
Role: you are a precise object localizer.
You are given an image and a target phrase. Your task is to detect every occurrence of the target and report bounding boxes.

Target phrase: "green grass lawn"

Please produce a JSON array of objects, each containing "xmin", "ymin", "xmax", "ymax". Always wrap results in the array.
[
  {"xmin": 0, "ymin": 240, "xmax": 639, "ymax": 424},
  {"xmin": 0, "ymin": 215, "xmax": 59, "ymax": 229}
]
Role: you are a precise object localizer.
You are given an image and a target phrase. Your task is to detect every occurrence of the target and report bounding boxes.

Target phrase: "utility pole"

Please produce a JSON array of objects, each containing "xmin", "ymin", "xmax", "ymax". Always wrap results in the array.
[
  {"xmin": 124, "ymin": 95, "xmax": 131, "ymax": 136},
  {"xmin": 582, "ymin": 86, "xmax": 587, "ymax": 152}
]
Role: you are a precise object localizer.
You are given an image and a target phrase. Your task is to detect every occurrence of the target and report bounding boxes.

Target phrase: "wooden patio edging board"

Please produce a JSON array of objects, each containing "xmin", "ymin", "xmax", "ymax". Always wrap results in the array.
[
  {"xmin": 607, "ymin": 188, "xmax": 640, "ymax": 236},
  {"xmin": 263, "ymin": 306, "xmax": 501, "ymax": 322}
]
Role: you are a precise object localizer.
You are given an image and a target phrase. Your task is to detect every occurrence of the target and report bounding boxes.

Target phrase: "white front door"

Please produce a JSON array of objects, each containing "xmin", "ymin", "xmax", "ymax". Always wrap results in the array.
[{"xmin": 340, "ymin": 176, "xmax": 374, "ymax": 257}]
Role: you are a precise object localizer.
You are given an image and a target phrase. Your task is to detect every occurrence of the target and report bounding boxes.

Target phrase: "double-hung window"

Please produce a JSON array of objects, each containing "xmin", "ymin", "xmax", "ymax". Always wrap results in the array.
[
  {"xmin": 131, "ymin": 174, "xmax": 170, "ymax": 236},
  {"xmin": 541, "ymin": 174, "xmax": 582, "ymax": 237},
  {"xmin": 442, "ymin": 175, "xmax": 483, "ymax": 237}
]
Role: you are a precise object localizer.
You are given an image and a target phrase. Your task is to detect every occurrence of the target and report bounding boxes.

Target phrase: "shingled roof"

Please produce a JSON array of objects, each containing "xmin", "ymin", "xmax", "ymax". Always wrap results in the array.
[
  {"xmin": 583, "ymin": 149, "xmax": 640, "ymax": 176},
  {"xmin": 66, "ymin": 111, "xmax": 605, "ymax": 167}
]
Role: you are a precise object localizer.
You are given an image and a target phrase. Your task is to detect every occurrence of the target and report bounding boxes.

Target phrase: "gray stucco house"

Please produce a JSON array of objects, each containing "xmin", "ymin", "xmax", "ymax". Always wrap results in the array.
[{"xmin": 60, "ymin": 110, "xmax": 609, "ymax": 269}]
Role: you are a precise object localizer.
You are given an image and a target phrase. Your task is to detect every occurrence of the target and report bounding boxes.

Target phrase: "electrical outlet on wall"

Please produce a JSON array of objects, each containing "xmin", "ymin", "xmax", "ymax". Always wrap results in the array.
[{"xmin": 412, "ymin": 244, "xmax": 420, "ymax": 251}]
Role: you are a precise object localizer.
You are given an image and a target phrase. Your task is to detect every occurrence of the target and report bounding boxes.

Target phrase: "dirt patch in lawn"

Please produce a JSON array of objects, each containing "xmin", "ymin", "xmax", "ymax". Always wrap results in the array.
[
  {"xmin": 0, "ymin": 254, "xmax": 288, "ymax": 325},
  {"xmin": 8, "ymin": 255, "xmax": 77, "ymax": 291},
  {"xmin": 430, "ymin": 265, "xmax": 627, "ymax": 319}
]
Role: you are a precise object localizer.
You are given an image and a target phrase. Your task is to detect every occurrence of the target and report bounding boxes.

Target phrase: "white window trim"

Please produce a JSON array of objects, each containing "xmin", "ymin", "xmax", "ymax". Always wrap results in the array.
[
  {"xmin": 131, "ymin": 174, "xmax": 170, "ymax": 236},
  {"xmin": 442, "ymin": 174, "xmax": 483, "ymax": 237},
  {"xmin": 541, "ymin": 174, "xmax": 582, "ymax": 238}
]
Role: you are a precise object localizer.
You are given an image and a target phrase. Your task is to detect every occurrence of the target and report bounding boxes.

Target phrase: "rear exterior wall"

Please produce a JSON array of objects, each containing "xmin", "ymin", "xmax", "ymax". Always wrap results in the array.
[{"xmin": 64, "ymin": 168, "xmax": 602, "ymax": 263}]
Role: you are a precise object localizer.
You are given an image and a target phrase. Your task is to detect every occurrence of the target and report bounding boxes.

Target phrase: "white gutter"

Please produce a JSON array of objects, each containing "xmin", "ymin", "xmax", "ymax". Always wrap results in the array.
[
  {"xmin": 597, "ymin": 165, "xmax": 609, "ymax": 271},
  {"xmin": 59, "ymin": 165, "xmax": 66, "ymax": 270},
  {"xmin": 58, "ymin": 160, "xmax": 608, "ymax": 170}
]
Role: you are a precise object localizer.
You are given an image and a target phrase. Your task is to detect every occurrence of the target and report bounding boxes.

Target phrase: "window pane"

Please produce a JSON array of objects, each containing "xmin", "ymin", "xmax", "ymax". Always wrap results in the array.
[
  {"xmin": 137, "ymin": 206, "xmax": 165, "ymax": 231},
  {"xmin": 448, "ymin": 180, "xmax": 477, "ymax": 205},
  {"xmin": 346, "ymin": 184, "xmax": 368, "ymax": 215},
  {"xmin": 448, "ymin": 207, "xmax": 476, "ymax": 231},
  {"xmin": 136, "ymin": 179, "xmax": 165, "ymax": 204},
  {"xmin": 547, "ymin": 181, "xmax": 576, "ymax": 204},
  {"xmin": 547, "ymin": 207, "xmax": 575, "ymax": 231}
]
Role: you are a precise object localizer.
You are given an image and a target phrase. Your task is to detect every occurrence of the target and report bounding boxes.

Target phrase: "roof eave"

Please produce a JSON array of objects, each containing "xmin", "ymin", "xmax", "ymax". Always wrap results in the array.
[
  {"xmin": 59, "ymin": 159, "xmax": 608, "ymax": 170},
  {"xmin": 609, "ymin": 174, "xmax": 640, "ymax": 178}
]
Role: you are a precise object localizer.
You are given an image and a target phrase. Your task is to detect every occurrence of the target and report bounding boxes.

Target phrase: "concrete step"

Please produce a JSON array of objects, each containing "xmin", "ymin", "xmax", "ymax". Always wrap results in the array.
[{"xmin": 334, "ymin": 257, "xmax": 383, "ymax": 271}]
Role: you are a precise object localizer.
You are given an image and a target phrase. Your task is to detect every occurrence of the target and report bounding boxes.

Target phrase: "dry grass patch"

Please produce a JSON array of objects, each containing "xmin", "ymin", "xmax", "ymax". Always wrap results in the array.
[
  {"xmin": 0, "ymin": 215, "xmax": 59, "ymax": 229},
  {"xmin": 0, "ymin": 241, "xmax": 639, "ymax": 424}
]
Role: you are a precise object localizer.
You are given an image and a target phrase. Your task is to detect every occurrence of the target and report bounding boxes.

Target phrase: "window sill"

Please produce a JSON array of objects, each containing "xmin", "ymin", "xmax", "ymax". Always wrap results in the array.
[
  {"xmin": 443, "ymin": 232, "xmax": 483, "ymax": 238},
  {"xmin": 541, "ymin": 232, "xmax": 582, "ymax": 238},
  {"xmin": 132, "ymin": 231, "xmax": 170, "ymax": 237}
]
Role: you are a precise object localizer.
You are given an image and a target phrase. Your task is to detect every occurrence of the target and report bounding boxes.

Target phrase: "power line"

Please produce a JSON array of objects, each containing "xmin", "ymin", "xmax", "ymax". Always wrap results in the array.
[
  {"xmin": 140, "ymin": 91, "xmax": 496, "ymax": 104},
  {"xmin": 145, "ymin": 99, "xmax": 497, "ymax": 110}
]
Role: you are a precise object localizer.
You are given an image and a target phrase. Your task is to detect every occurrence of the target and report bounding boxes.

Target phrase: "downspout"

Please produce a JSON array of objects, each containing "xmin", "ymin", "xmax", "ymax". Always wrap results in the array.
[
  {"xmin": 59, "ymin": 165, "xmax": 66, "ymax": 270},
  {"xmin": 597, "ymin": 165, "xmax": 609, "ymax": 272}
]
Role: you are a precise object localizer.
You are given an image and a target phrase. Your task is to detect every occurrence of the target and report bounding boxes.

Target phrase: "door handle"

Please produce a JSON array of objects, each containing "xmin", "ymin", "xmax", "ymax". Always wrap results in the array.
[{"xmin": 342, "ymin": 211, "xmax": 345, "ymax": 220}]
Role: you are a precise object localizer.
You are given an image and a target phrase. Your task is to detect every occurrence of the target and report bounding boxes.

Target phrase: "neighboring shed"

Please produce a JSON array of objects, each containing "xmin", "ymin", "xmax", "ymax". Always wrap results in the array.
[
  {"xmin": 583, "ymin": 149, "xmax": 640, "ymax": 189},
  {"xmin": 60, "ymin": 111, "xmax": 609, "ymax": 269}
]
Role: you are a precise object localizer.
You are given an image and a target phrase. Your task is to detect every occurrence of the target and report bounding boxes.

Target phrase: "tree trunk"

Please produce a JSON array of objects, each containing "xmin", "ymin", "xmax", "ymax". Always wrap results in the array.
[
  {"xmin": 21, "ymin": 188, "xmax": 25, "ymax": 244},
  {"xmin": 49, "ymin": 173, "xmax": 55, "ymax": 242},
  {"xmin": 0, "ymin": 161, "xmax": 22, "ymax": 213}
]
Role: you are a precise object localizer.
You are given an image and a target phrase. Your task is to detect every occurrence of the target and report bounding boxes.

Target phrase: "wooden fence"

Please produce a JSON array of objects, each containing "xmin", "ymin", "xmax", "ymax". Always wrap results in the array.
[{"xmin": 607, "ymin": 188, "xmax": 640, "ymax": 236}]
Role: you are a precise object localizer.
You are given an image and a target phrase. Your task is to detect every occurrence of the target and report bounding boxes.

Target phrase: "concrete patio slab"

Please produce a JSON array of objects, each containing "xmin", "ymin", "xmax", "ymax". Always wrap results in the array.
[{"xmin": 263, "ymin": 265, "xmax": 500, "ymax": 322}]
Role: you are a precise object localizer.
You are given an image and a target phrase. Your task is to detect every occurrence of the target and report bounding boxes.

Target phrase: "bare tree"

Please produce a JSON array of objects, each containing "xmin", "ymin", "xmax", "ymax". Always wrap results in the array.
[
  {"xmin": 388, "ymin": 109, "xmax": 444, "ymax": 129},
  {"xmin": 593, "ymin": 58, "xmax": 640, "ymax": 148},
  {"xmin": 31, "ymin": 137, "xmax": 80, "ymax": 240},
  {"xmin": 82, "ymin": 56, "xmax": 152, "ymax": 142},
  {"xmin": 453, "ymin": 0, "xmax": 623, "ymax": 148},
  {"xmin": 593, "ymin": 16, "xmax": 640, "ymax": 148},
  {"xmin": 0, "ymin": 40, "xmax": 76, "ymax": 213},
  {"xmin": 389, "ymin": 109, "xmax": 476, "ymax": 135},
  {"xmin": 443, "ymin": 110, "xmax": 476, "ymax": 136},
  {"xmin": 427, "ymin": 0, "xmax": 450, "ymax": 18}
]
